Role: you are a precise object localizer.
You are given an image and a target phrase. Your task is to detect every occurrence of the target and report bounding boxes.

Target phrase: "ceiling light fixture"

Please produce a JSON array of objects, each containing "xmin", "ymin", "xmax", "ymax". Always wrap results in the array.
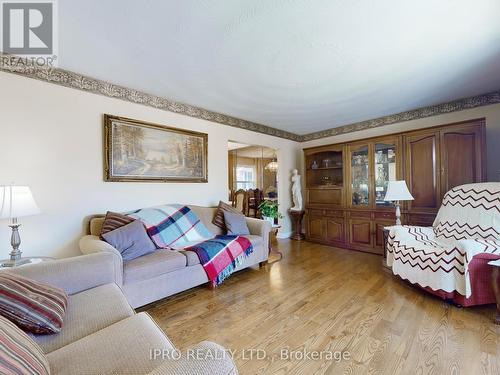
[{"xmin": 265, "ymin": 157, "xmax": 278, "ymax": 173}]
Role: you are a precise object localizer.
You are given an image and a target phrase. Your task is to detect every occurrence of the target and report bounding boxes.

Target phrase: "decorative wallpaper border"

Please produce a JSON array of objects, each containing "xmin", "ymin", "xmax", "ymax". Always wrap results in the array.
[
  {"xmin": 300, "ymin": 90, "xmax": 500, "ymax": 141},
  {"xmin": 0, "ymin": 54, "xmax": 301, "ymax": 142},
  {"xmin": 1, "ymin": 54, "xmax": 500, "ymax": 143}
]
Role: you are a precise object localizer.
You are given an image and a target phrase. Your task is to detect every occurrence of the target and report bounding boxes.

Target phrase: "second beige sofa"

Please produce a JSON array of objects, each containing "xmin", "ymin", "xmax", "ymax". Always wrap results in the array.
[{"xmin": 1, "ymin": 252, "xmax": 237, "ymax": 374}]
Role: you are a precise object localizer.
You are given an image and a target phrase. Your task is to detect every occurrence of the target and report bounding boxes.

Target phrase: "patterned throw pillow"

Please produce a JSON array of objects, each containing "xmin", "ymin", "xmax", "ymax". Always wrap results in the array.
[
  {"xmin": 100, "ymin": 211, "xmax": 135, "ymax": 237},
  {"xmin": 0, "ymin": 273, "xmax": 68, "ymax": 334},
  {"xmin": 213, "ymin": 201, "xmax": 244, "ymax": 230},
  {"xmin": 0, "ymin": 315, "xmax": 50, "ymax": 375}
]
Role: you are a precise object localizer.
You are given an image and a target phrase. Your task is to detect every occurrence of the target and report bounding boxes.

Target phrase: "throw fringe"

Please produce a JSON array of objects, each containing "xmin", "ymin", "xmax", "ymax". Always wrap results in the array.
[{"xmin": 214, "ymin": 245, "xmax": 254, "ymax": 286}]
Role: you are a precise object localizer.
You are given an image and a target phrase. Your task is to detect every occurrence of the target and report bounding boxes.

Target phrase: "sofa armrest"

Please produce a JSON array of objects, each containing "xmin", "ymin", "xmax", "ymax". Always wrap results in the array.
[
  {"xmin": 3, "ymin": 252, "xmax": 122, "ymax": 294},
  {"xmin": 387, "ymin": 226, "xmax": 436, "ymax": 267},
  {"xmin": 246, "ymin": 217, "xmax": 271, "ymax": 252},
  {"xmin": 147, "ymin": 341, "xmax": 238, "ymax": 375},
  {"xmin": 457, "ymin": 239, "xmax": 500, "ymax": 258},
  {"xmin": 79, "ymin": 235, "xmax": 123, "ymax": 284},
  {"xmin": 79, "ymin": 235, "xmax": 121, "ymax": 257}
]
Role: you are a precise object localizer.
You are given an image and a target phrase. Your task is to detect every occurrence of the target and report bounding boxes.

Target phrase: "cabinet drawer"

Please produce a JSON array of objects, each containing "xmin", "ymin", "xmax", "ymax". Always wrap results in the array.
[
  {"xmin": 375, "ymin": 211, "xmax": 395, "ymax": 220},
  {"xmin": 307, "ymin": 209, "xmax": 325, "ymax": 216},
  {"xmin": 348, "ymin": 210, "xmax": 372, "ymax": 219},
  {"xmin": 325, "ymin": 209, "xmax": 344, "ymax": 217},
  {"xmin": 308, "ymin": 189, "xmax": 342, "ymax": 205}
]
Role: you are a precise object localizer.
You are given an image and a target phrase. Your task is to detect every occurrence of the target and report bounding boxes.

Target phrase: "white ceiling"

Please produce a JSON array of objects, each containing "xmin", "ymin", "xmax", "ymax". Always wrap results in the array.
[{"xmin": 58, "ymin": 0, "xmax": 500, "ymax": 135}]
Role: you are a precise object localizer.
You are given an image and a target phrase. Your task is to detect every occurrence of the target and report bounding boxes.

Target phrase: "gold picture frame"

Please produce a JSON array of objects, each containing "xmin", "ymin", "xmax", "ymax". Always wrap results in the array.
[{"xmin": 103, "ymin": 114, "xmax": 208, "ymax": 182}]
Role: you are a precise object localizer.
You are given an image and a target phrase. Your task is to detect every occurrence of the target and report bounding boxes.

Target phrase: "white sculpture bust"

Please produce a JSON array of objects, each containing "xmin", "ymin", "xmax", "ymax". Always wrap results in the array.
[{"xmin": 291, "ymin": 169, "xmax": 303, "ymax": 211}]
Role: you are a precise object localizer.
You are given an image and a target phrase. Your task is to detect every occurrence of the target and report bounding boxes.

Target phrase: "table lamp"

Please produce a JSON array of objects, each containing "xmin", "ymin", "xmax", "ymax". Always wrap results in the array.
[
  {"xmin": 0, "ymin": 185, "xmax": 41, "ymax": 267},
  {"xmin": 384, "ymin": 181, "xmax": 414, "ymax": 226}
]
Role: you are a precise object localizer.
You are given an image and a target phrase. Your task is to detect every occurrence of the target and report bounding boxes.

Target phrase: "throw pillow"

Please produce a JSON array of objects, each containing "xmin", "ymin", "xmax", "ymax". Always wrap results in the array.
[
  {"xmin": 102, "ymin": 219, "xmax": 157, "ymax": 261},
  {"xmin": 223, "ymin": 211, "xmax": 250, "ymax": 235},
  {"xmin": 100, "ymin": 211, "xmax": 135, "ymax": 237},
  {"xmin": 0, "ymin": 315, "xmax": 50, "ymax": 375},
  {"xmin": 213, "ymin": 201, "xmax": 244, "ymax": 230},
  {"xmin": 0, "ymin": 273, "xmax": 68, "ymax": 335}
]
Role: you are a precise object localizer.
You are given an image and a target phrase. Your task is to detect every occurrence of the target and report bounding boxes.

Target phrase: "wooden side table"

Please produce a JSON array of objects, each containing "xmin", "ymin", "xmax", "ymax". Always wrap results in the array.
[
  {"xmin": 382, "ymin": 227, "xmax": 392, "ymax": 271},
  {"xmin": 268, "ymin": 224, "xmax": 283, "ymax": 262},
  {"xmin": 488, "ymin": 259, "xmax": 500, "ymax": 325}
]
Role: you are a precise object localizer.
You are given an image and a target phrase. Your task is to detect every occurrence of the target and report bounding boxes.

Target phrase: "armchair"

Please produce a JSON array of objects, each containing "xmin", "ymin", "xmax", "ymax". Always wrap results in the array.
[{"xmin": 387, "ymin": 183, "xmax": 500, "ymax": 306}]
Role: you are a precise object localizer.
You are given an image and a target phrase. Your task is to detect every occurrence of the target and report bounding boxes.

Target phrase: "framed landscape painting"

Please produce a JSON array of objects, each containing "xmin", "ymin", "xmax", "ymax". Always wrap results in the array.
[{"xmin": 103, "ymin": 115, "xmax": 208, "ymax": 182}]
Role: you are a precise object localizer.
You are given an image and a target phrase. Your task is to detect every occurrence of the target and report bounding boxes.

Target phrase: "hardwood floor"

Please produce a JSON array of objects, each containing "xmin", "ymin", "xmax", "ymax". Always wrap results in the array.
[{"xmin": 143, "ymin": 240, "xmax": 499, "ymax": 375}]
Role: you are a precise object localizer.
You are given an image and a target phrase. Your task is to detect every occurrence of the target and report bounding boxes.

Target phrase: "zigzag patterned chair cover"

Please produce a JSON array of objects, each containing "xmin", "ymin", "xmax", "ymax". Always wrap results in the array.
[{"xmin": 387, "ymin": 182, "xmax": 500, "ymax": 304}]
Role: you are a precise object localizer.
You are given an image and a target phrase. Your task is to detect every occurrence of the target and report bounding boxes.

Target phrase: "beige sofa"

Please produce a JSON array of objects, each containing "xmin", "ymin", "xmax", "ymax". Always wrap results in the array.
[
  {"xmin": 79, "ymin": 205, "xmax": 272, "ymax": 308},
  {"xmin": 3, "ymin": 252, "xmax": 237, "ymax": 374}
]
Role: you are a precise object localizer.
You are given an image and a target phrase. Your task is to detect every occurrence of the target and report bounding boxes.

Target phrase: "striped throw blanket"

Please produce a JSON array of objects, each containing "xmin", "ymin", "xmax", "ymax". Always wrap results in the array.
[
  {"xmin": 387, "ymin": 183, "xmax": 500, "ymax": 297},
  {"xmin": 129, "ymin": 205, "xmax": 253, "ymax": 285}
]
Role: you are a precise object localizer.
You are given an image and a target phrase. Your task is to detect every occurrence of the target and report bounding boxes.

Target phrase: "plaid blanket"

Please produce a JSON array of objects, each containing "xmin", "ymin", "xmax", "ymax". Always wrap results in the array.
[
  {"xmin": 184, "ymin": 235, "xmax": 253, "ymax": 286},
  {"xmin": 128, "ymin": 204, "xmax": 213, "ymax": 248},
  {"xmin": 129, "ymin": 205, "xmax": 253, "ymax": 285}
]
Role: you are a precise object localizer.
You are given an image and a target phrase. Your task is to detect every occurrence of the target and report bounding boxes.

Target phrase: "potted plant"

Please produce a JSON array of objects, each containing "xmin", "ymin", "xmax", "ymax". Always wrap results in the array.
[{"xmin": 258, "ymin": 200, "xmax": 282, "ymax": 225}]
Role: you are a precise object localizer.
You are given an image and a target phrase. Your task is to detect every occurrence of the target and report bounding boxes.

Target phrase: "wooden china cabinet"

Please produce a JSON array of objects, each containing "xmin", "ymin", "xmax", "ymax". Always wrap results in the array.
[
  {"xmin": 304, "ymin": 145, "xmax": 345, "ymax": 247},
  {"xmin": 404, "ymin": 121, "xmax": 485, "ymax": 226},
  {"xmin": 345, "ymin": 136, "xmax": 402, "ymax": 254},
  {"xmin": 304, "ymin": 118, "xmax": 486, "ymax": 255}
]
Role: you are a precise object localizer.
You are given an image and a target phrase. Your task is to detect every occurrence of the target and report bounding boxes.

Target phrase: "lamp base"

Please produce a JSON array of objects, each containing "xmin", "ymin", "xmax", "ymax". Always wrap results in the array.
[
  {"xmin": 4, "ymin": 221, "xmax": 25, "ymax": 267},
  {"xmin": 395, "ymin": 202, "xmax": 402, "ymax": 226}
]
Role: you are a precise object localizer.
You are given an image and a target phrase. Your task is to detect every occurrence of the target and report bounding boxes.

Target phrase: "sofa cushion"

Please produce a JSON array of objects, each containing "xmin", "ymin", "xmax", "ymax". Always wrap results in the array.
[
  {"xmin": 223, "ymin": 211, "xmax": 250, "ymax": 235},
  {"xmin": 31, "ymin": 283, "xmax": 134, "ymax": 353},
  {"xmin": 47, "ymin": 312, "xmax": 174, "ymax": 375},
  {"xmin": 124, "ymin": 249, "xmax": 187, "ymax": 283},
  {"xmin": 179, "ymin": 235, "xmax": 263, "ymax": 266},
  {"xmin": 0, "ymin": 272, "xmax": 68, "ymax": 334},
  {"xmin": 102, "ymin": 220, "xmax": 157, "ymax": 261},
  {"xmin": 0, "ymin": 315, "xmax": 50, "ymax": 375},
  {"xmin": 178, "ymin": 250, "xmax": 201, "ymax": 267}
]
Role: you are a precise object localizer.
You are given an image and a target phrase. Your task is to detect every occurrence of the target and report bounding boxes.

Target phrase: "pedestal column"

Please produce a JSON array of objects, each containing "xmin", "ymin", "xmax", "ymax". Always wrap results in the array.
[{"xmin": 288, "ymin": 209, "xmax": 305, "ymax": 241}]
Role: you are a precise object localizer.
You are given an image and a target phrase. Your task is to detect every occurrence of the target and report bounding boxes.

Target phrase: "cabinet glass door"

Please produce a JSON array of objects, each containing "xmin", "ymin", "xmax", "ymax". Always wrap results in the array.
[
  {"xmin": 351, "ymin": 145, "xmax": 370, "ymax": 206},
  {"xmin": 375, "ymin": 143, "xmax": 397, "ymax": 206}
]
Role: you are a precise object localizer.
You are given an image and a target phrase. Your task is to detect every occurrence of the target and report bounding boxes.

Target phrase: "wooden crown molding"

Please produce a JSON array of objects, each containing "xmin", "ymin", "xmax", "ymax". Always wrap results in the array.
[{"xmin": 1, "ymin": 53, "xmax": 499, "ymax": 143}]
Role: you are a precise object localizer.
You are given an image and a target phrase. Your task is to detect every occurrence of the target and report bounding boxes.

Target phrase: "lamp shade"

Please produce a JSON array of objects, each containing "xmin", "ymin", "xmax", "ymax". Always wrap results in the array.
[
  {"xmin": 384, "ymin": 181, "xmax": 414, "ymax": 201},
  {"xmin": 0, "ymin": 186, "xmax": 41, "ymax": 220}
]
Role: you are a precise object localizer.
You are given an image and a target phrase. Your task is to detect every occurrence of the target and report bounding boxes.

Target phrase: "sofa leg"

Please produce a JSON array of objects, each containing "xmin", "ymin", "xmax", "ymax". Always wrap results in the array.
[
  {"xmin": 208, "ymin": 282, "xmax": 217, "ymax": 290},
  {"xmin": 259, "ymin": 261, "xmax": 268, "ymax": 268}
]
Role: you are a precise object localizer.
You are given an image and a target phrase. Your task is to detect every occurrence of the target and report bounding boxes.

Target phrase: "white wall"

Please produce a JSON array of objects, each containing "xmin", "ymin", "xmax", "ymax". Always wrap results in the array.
[
  {"xmin": 0, "ymin": 72, "xmax": 300, "ymax": 258},
  {"xmin": 2, "ymin": 71, "xmax": 499, "ymax": 259},
  {"xmin": 301, "ymin": 103, "xmax": 500, "ymax": 182}
]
